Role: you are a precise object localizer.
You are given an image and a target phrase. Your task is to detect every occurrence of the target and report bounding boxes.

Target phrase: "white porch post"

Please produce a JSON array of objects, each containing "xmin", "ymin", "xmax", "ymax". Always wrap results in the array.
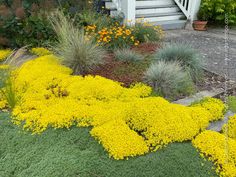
[
  {"xmin": 189, "ymin": 0, "xmax": 201, "ymax": 22},
  {"xmin": 120, "ymin": 0, "xmax": 136, "ymax": 25}
]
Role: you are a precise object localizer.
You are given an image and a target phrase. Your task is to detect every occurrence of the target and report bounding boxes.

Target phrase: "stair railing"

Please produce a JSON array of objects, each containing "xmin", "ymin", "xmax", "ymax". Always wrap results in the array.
[{"xmin": 174, "ymin": 0, "xmax": 201, "ymax": 22}]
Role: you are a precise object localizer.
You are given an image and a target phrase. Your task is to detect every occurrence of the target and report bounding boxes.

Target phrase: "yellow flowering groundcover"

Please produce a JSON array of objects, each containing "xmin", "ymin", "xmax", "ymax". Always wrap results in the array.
[
  {"xmin": 191, "ymin": 97, "xmax": 226, "ymax": 121},
  {"xmin": 0, "ymin": 55, "xmax": 225, "ymax": 160},
  {"xmin": 0, "ymin": 49, "xmax": 12, "ymax": 62},
  {"xmin": 192, "ymin": 130, "xmax": 236, "ymax": 177},
  {"xmin": 30, "ymin": 47, "xmax": 52, "ymax": 56},
  {"xmin": 223, "ymin": 115, "xmax": 236, "ymax": 139}
]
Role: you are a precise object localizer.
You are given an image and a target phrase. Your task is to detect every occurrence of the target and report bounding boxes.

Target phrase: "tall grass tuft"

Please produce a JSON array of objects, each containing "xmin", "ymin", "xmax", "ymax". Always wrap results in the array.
[
  {"xmin": 144, "ymin": 61, "xmax": 194, "ymax": 98},
  {"xmin": 153, "ymin": 44, "xmax": 204, "ymax": 81},
  {"xmin": 49, "ymin": 10, "xmax": 106, "ymax": 75},
  {"xmin": 114, "ymin": 49, "xmax": 145, "ymax": 63},
  {"xmin": 0, "ymin": 66, "xmax": 18, "ymax": 110}
]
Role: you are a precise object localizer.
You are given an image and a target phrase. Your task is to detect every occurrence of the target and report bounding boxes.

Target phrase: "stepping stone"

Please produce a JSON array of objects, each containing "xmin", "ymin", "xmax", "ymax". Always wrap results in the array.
[
  {"xmin": 207, "ymin": 111, "xmax": 235, "ymax": 132},
  {"xmin": 173, "ymin": 88, "xmax": 224, "ymax": 106}
]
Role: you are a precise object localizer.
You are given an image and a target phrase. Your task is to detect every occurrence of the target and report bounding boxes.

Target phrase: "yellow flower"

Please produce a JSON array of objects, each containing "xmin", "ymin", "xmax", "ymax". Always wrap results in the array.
[
  {"xmin": 131, "ymin": 36, "xmax": 135, "ymax": 41},
  {"xmin": 0, "ymin": 49, "xmax": 12, "ymax": 62},
  {"xmin": 30, "ymin": 47, "xmax": 52, "ymax": 56},
  {"xmin": 125, "ymin": 29, "xmax": 131, "ymax": 35},
  {"xmin": 134, "ymin": 41, "xmax": 140, "ymax": 46},
  {"xmin": 193, "ymin": 131, "xmax": 236, "ymax": 177},
  {"xmin": 223, "ymin": 114, "xmax": 236, "ymax": 139}
]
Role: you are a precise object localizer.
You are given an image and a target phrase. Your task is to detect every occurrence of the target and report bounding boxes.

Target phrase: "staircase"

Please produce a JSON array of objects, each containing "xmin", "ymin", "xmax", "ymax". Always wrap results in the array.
[{"xmin": 105, "ymin": 0, "xmax": 187, "ymax": 30}]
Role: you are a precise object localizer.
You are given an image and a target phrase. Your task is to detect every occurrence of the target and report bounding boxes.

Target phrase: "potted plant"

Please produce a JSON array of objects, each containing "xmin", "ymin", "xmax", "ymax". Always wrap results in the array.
[{"xmin": 193, "ymin": 5, "xmax": 209, "ymax": 31}]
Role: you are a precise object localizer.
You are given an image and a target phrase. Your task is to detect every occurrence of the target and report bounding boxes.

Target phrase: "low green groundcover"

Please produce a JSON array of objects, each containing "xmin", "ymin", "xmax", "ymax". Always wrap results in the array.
[{"xmin": 0, "ymin": 113, "xmax": 217, "ymax": 177}]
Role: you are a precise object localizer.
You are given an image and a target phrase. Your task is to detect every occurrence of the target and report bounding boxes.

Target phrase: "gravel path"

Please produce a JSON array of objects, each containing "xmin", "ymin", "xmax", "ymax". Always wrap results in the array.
[{"xmin": 164, "ymin": 28, "xmax": 236, "ymax": 81}]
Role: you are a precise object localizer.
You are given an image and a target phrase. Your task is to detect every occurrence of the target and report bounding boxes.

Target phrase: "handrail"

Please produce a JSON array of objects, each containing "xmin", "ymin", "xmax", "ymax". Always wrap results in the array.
[
  {"xmin": 174, "ymin": 0, "xmax": 201, "ymax": 21},
  {"xmin": 174, "ymin": 0, "xmax": 191, "ymax": 19}
]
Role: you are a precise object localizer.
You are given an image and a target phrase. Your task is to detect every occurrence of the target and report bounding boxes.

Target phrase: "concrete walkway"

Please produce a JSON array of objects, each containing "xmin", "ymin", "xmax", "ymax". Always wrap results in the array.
[{"xmin": 164, "ymin": 27, "xmax": 236, "ymax": 81}]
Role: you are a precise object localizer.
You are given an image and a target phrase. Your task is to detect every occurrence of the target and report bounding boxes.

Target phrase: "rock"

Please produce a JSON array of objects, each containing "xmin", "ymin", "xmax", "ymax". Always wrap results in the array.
[{"xmin": 207, "ymin": 111, "xmax": 235, "ymax": 132}]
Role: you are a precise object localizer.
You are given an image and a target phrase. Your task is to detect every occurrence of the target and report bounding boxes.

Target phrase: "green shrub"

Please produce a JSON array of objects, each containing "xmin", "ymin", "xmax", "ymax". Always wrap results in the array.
[
  {"xmin": 133, "ymin": 23, "xmax": 163, "ymax": 43},
  {"xmin": 74, "ymin": 10, "xmax": 123, "ymax": 30},
  {"xmin": 153, "ymin": 44, "xmax": 204, "ymax": 81},
  {"xmin": 49, "ymin": 10, "xmax": 105, "ymax": 75},
  {"xmin": 144, "ymin": 61, "xmax": 194, "ymax": 98},
  {"xmin": 199, "ymin": 0, "xmax": 236, "ymax": 24},
  {"xmin": 114, "ymin": 49, "xmax": 145, "ymax": 63},
  {"xmin": 0, "ymin": 1, "xmax": 106, "ymax": 48},
  {"xmin": 0, "ymin": 13, "xmax": 56, "ymax": 48},
  {"xmin": 227, "ymin": 96, "xmax": 236, "ymax": 112}
]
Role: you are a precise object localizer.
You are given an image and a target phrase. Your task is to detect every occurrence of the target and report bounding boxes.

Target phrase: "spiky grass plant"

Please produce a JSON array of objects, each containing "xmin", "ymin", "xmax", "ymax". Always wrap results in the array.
[
  {"xmin": 0, "ymin": 66, "xmax": 18, "ymax": 110},
  {"xmin": 144, "ymin": 61, "xmax": 194, "ymax": 98},
  {"xmin": 114, "ymin": 49, "xmax": 145, "ymax": 63},
  {"xmin": 49, "ymin": 10, "xmax": 106, "ymax": 75},
  {"xmin": 153, "ymin": 44, "xmax": 204, "ymax": 81}
]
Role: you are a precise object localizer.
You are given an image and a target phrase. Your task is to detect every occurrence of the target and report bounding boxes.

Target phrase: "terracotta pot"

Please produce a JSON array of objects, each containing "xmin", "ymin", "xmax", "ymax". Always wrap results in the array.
[{"xmin": 193, "ymin": 20, "xmax": 208, "ymax": 31}]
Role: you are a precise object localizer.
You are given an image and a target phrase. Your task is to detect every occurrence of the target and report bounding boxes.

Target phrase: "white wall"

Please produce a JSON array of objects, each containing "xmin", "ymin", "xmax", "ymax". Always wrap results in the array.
[{"xmin": 120, "ymin": 0, "xmax": 136, "ymax": 25}]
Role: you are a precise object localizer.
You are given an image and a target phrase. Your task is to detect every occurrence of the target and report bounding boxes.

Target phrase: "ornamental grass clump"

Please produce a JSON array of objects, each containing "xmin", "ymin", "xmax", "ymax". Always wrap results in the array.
[
  {"xmin": 153, "ymin": 44, "xmax": 204, "ymax": 81},
  {"xmin": 0, "ymin": 65, "xmax": 18, "ymax": 110},
  {"xmin": 49, "ymin": 10, "xmax": 105, "ymax": 75},
  {"xmin": 144, "ymin": 61, "xmax": 194, "ymax": 98},
  {"xmin": 114, "ymin": 49, "xmax": 145, "ymax": 63}
]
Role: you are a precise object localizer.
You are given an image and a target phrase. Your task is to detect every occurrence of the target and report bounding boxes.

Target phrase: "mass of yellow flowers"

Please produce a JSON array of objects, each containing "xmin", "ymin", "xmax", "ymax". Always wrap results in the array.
[
  {"xmin": 0, "ymin": 54, "xmax": 226, "ymax": 160},
  {"xmin": 191, "ymin": 97, "xmax": 226, "ymax": 121},
  {"xmin": 223, "ymin": 115, "xmax": 236, "ymax": 139},
  {"xmin": 193, "ymin": 130, "xmax": 236, "ymax": 177},
  {"xmin": 0, "ymin": 49, "xmax": 12, "ymax": 62},
  {"xmin": 30, "ymin": 47, "xmax": 52, "ymax": 56}
]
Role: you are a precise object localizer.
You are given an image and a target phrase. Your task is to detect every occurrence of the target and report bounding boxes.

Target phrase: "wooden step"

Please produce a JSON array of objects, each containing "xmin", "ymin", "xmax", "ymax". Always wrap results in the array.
[
  {"xmin": 136, "ymin": 13, "xmax": 185, "ymax": 22},
  {"xmin": 151, "ymin": 20, "xmax": 187, "ymax": 30},
  {"xmin": 136, "ymin": 11, "xmax": 182, "ymax": 18},
  {"xmin": 136, "ymin": 5, "xmax": 180, "ymax": 15},
  {"xmin": 136, "ymin": 0, "xmax": 175, "ymax": 8}
]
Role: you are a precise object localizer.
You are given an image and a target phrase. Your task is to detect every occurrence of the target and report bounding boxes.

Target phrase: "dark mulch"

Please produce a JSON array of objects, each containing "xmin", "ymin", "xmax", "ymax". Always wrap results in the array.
[
  {"xmin": 90, "ymin": 54, "xmax": 151, "ymax": 87},
  {"xmin": 132, "ymin": 42, "xmax": 160, "ymax": 54},
  {"xmin": 196, "ymin": 70, "xmax": 236, "ymax": 92},
  {"xmin": 90, "ymin": 43, "xmax": 159, "ymax": 87}
]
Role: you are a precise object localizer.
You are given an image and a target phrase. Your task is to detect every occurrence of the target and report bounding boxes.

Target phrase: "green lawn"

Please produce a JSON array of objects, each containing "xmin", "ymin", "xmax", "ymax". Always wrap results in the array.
[{"xmin": 0, "ymin": 112, "xmax": 217, "ymax": 177}]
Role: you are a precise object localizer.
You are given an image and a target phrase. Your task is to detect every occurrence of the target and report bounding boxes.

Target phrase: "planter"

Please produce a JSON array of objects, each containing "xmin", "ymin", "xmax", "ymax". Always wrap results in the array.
[{"xmin": 193, "ymin": 20, "xmax": 208, "ymax": 31}]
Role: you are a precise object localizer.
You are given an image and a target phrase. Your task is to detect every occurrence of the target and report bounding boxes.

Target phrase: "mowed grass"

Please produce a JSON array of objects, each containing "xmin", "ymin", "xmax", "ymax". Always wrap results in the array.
[{"xmin": 0, "ymin": 113, "xmax": 217, "ymax": 177}]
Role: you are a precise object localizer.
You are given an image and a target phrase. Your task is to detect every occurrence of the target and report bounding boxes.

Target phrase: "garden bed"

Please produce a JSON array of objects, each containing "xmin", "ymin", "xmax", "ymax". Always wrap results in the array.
[{"xmin": 89, "ymin": 44, "xmax": 236, "ymax": 101}]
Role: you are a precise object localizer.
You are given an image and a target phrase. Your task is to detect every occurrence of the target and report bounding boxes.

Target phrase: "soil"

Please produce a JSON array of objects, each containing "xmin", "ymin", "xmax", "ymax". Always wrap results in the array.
[
  {"xmin": 90, "ymin": 42, "xmax": 159, "ymax": 87},
  {"xmin": 196, "ymin": 70, "xmax": 236, "ymax": 92},
  {"xmin": 90, "ymin": 53, "xmax": 151, "ymax": 87}
]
